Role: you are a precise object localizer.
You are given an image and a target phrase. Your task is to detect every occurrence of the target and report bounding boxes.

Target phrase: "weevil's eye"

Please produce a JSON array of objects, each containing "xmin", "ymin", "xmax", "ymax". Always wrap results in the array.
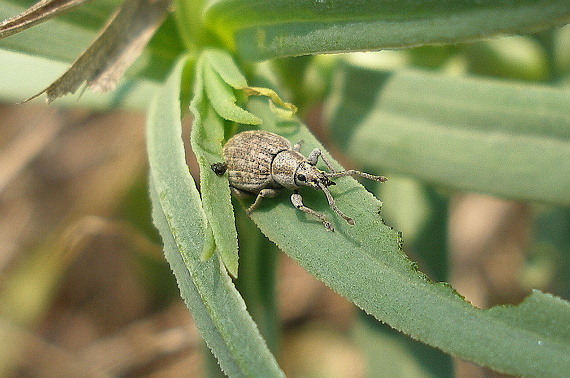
[{"xmin": 297, "ymin": 173, "xmax": 306, "ymax": 182}]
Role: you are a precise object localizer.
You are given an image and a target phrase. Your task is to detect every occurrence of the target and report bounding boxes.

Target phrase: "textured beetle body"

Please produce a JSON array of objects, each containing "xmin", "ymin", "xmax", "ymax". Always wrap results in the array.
[
  {"xmin": 223, "ymin": 130, "xmax": 290, "ymax": 193},
  {"xmin": 214, "ymin": 130, "xmax": 387, "ymax": 231}
]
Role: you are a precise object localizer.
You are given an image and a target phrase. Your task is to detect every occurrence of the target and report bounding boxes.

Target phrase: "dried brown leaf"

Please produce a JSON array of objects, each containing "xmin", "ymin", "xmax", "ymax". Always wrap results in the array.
[
  {"xmin": 27, "ymin": 0, "xmax": 172, "ymax": 103},
  {"xmin": 0, "ymin": 0, "xmax": 92, "ymax": 38}
]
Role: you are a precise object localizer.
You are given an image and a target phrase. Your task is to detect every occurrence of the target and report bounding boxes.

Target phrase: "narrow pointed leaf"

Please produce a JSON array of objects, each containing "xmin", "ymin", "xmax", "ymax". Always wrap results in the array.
[
  {"xmin": 147, "ymin": 56, "xmax": 283, "ymax": 376},
  {"xmin": 202, "ymin": 54, "xmax": 261, "ymax": 125},
  {"xmin": 327, "ymin": 64, "xmax": 570, "ymax": 205},
  {"xmin": 205, "ymin": 48, "xmax": 249, "ymax": 89},
  {"xmin": 191, "ymin": 54, "xmax": 240, "ymax": 277},
  {"xmin": 204, "ymin": 0, "xmax": 570, "ymax": 61},
  {"xmin": 243, "ymin": 94, "xmax": 570, "ymax": 376},
  {"xmin": 203, "ymin": 49, "xmax": 297, "ymax": 116}
]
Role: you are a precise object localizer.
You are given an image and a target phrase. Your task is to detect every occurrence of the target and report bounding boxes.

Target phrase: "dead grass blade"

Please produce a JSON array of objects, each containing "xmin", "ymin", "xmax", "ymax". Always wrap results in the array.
[
  {"xmin": 0, "ymin": 0, "xmax": 92, "ymax": 38},
  {"xmin": 26, "ymin": 0, "xmax": 171, "ymax": 103}
]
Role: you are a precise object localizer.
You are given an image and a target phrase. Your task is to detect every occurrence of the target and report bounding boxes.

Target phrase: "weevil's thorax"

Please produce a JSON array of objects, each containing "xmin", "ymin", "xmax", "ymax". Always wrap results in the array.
[
  {"xmin": 272, "ymin": 151, "xmax": 332, "ymax": 190},
  {"xmin": 271, "ymin": 150, "xmax": 305, "ymax": 189}
]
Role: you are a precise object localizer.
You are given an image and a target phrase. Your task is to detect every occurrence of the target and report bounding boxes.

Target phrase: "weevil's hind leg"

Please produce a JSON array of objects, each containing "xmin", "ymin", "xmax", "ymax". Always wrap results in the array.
[
  {"xmin": 246, "ymin": 188, "xmax": 280, "ymax": 215},
  {"xmin": 327, "ymin": 170, "xmax": 387, "ymax": 182},
  {"xmin": 317, "ymin": 182, "xmax": 355, "ymax": 225},
  {"xmin": 290, "ymin": 192, "xmax": 334, "ymax": 231},
  {"xmin": 229, "ymin": 187, "xmax": 257, "ymax": 213},
  {"xmin": 230, "ymin": 187, "xmax": 253, "ymax": 199}
]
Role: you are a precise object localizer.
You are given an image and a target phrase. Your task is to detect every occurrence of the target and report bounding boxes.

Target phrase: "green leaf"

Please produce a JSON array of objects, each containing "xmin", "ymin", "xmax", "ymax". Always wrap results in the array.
[
  {"xmin": 244, "ymin": 94, "xmax": 570, "ymax": 376},
  {"xmin": 191, "ymin": 52, "xmax": 240, "ymax": 277},
  {"xmin": 233, "ymin": 201, "xmax": 279, "ymax": 353},
  {"xmin": 173, "ymin": 0, "xmax": 206, "ymax": 50},
  {"xmin": 146, "ymin": 55, "xmax": 283, "ymax": 376},
  {"xmin": 205, "ymin": 48, "xmax": 249, "ymax": 89},
  {"xmin": 198, "ymin": 49, "xmax": 263, "ymax": 125},
  {"xmin": 204, "ymin": 0, "xmax": 570, "ymax": 61},
  {"xmin": 203, "ymin": 59, "xmax": 262, "ymax": 124},
  {"xmin": 326, "ymin": 63, "xmax": 570, "ymax": 205}
]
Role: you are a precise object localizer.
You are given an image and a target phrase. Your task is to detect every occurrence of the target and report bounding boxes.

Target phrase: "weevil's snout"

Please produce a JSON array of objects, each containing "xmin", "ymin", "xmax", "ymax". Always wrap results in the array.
[
  {"xmin": 320, "ymin": 176, "xmax": 335, "ymax": 187},
  {"xmin": 312, "ymin": 172, "xmax": 335, "ymax": 189}
]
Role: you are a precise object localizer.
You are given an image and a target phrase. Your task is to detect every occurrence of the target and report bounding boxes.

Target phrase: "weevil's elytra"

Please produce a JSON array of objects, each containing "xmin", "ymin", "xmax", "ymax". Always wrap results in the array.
[
  {"xmin": 222, "ymin": 130, "xmax": 290, "ymax": 193},
  {"xmin": 212, "ymin": 130, "xmax": 387, "ymax": 231}
]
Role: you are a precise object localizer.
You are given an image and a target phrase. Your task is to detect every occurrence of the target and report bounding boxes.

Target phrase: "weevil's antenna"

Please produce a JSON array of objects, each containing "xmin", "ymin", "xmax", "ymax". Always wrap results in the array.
[
  {"xmin": 326, "ymin": 170, "xmax": 387, "ymax": 182},
  {"xmin": 317, "ymin": 181, "xmax": 354, "ymax": 225}
]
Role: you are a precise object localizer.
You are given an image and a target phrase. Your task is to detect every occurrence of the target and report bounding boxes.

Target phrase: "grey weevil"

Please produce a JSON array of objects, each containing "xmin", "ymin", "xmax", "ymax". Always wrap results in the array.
[{"xmin": 211, "ymin": 130, "xmax": 386, "ymax": 231}]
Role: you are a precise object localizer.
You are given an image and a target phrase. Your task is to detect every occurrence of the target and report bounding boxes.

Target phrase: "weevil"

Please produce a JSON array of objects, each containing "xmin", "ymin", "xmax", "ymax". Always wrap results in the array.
[{"xmin": 211, "ymin": 130, "xmax": 386, "ymax": 231}]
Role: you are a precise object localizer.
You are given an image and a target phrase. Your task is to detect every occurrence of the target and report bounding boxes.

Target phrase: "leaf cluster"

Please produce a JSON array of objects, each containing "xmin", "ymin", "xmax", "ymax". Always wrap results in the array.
[{"xmin": 1, "ymin": 0, "xmax": 570, "ymax": 376}]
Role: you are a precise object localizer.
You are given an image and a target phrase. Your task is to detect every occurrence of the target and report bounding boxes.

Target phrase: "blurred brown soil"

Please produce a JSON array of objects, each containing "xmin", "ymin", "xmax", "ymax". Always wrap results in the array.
[{"xmin": 0, "ymin": 103, "xmax": 361, "ymax": 377}]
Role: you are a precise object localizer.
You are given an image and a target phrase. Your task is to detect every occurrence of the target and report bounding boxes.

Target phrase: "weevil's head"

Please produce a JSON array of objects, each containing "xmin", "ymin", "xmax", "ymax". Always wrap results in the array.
[
  {"xmin": 273, "ymin": 150, "xmax": 336, "ymax": 190},
  {"xmin": 294, "ymin": 161, "xmax": 335, "ymax": 190}
]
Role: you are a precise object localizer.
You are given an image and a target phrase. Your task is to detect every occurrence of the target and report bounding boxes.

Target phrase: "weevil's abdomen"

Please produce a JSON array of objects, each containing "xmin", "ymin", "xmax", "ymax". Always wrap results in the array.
[{"xmin": 223, "ymin": 130, "xmax": 291, "ymax": 193}]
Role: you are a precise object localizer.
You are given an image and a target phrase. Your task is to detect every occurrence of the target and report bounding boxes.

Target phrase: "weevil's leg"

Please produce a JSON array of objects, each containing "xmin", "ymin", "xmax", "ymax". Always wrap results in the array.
[
  {"xmin": 290, "ymin": 192, "xmax": 334, "ymax": 231},
  {"xmin": 293, "ymin": 140, "xmax": 304, "ymax": 152},
  {"xmin": 246, "ymin": 188, "xmax": 280, "ymax": 215},
  {"xmin": 230, "ymin": 187, "xmax": 253, "ymax": 199},
  {"xmin": 317, "ymin": 182, "xmax": 355, "ymax": 225},
  {"xmin": 307, "ymin": 148, "xmax": 337, "ymax": 173},
  {"xmin": 326, "ymin": 170, "xmax": 387, "ymax": 182}
]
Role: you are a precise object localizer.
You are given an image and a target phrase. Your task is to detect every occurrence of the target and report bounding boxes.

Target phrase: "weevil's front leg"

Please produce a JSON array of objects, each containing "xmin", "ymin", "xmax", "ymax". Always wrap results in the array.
[
  {"xmin": 245, "ymin": 188, "xmax": 280, "ymax": 215},
  {"xmin": 317, "ymin": 182, "xmax": 354, "ymax": 225},
  {"xmin": 290, "ymin": 191, "xmax": 334, "ymax": 231},
  {"xmin": 307, "ymin": 148, "xmax": 337, "ymax": 173},
  {"xmin": 293, "ymin": 140, "xmax": 304, "ymax": 152}
]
